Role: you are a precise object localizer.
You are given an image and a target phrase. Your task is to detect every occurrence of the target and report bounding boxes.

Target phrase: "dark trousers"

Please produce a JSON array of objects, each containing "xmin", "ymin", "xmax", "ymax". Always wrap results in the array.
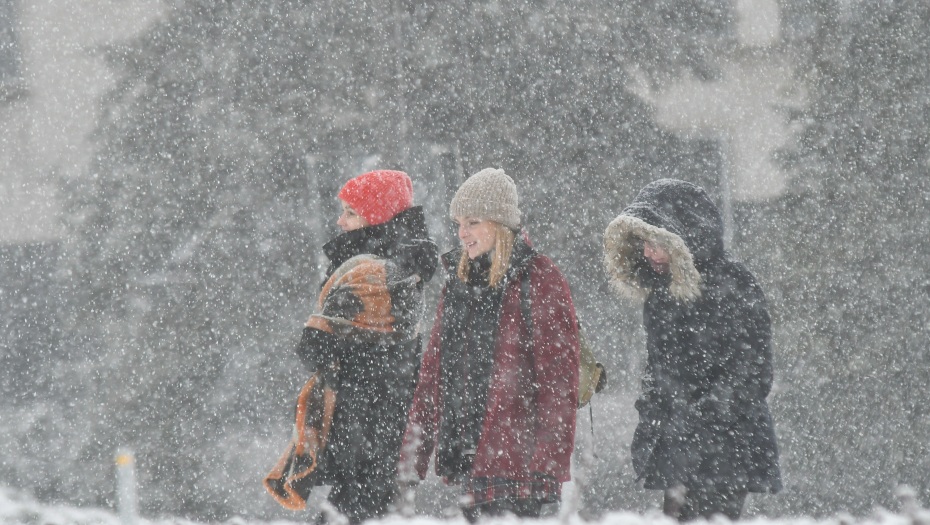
[
  {"xmin": 463, "ymin": 498, "xmax": 542, "ymax": 522},
  {"xmin": 327, "ymin": 476, "xmax": 395, "ymax": 525},
  {"xmin": 663, "ymin": 485, "xmax": 747, "ymax": 522}
]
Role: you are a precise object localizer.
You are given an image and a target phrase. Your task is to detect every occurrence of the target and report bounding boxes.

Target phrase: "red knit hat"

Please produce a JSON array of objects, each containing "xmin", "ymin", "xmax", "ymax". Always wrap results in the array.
[{"xmin": 338, "ymin": 170, "xmax": 414, "ymax": 226}]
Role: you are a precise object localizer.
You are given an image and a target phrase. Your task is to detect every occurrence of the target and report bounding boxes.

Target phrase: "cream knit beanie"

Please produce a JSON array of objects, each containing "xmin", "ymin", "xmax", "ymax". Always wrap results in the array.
[{"xmin": 449, "ymin": 168, "xmax": 521, "ymax": 230}]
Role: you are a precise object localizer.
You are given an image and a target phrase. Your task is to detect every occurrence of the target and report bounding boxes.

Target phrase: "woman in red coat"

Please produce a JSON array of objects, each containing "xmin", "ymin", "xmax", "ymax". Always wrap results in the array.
[{"xmin": 400, "ymin": 168, "xmax": 580, "ymax": 521}]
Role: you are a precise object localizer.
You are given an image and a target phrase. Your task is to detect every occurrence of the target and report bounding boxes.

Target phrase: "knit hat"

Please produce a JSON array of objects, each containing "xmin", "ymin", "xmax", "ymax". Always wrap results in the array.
[
  {"xmin": 449, "ymin": 168, "xmax": 521, "ymax": 230},
  {"xmin": 338, "ymin": 170, "xmax": 414, "ymax": 226}
]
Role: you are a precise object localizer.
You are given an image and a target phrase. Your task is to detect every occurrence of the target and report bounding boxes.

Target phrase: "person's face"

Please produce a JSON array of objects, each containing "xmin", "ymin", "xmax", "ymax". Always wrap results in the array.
[
  {"xmin": 337, "ymin": 200, "xmax": 370, "ymax": 232},
  {"xmin": 456, "ymin": 217, "xmax": 497, "ymax": 259},
  {"xmin": 643, "ymin": 241, "xmax": 670, "ymax": 274}
]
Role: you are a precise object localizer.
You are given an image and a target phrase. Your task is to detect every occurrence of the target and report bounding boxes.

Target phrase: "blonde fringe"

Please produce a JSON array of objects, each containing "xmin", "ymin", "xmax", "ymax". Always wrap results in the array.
[{"xmin": 457, "ymin": 223, "xmax": 515, "ymax": 288}]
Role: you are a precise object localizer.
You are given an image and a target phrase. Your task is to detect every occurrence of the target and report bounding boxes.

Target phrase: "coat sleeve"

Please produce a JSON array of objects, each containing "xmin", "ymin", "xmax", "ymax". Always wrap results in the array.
[
  {"xmin": 399, "ymin": 291, "xmax": 445, "ymax": 480},
  {"xmin": 527, "ymin": 257, "xmax": 580, "ymax": 479}
]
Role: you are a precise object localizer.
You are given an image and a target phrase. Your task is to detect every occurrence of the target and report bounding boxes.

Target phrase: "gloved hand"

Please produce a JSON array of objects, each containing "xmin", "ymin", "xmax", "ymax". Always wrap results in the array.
[{"xmin": 295, "ymin": 327, "xmax": 343, "ymax": 372}]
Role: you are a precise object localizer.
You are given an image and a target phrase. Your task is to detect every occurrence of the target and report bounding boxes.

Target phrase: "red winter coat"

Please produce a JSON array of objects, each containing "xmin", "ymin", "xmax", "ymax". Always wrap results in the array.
[{"xmin": 400, "ymin": 237, "xmax": 579, "ymax": 483}]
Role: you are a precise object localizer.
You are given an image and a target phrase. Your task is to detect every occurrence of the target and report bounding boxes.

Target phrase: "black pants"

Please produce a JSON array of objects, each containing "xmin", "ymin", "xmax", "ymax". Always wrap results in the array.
[
  {"xmin": 327, "ymin": 476, "xmax": 395, "ymax": 525},
  {"xmin": 663, "ymin": 485, "xmax": 747, "ymax": 522},
  {"xmin": 463, "ymin": 498, "xmax": 542, "ymax": 522}
]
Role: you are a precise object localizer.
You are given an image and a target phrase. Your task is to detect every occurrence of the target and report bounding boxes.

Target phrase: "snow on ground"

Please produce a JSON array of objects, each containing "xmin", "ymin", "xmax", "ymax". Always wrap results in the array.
[{"xmin": 2, "ymin": 486, "xmax": 930, "ymax": 525}]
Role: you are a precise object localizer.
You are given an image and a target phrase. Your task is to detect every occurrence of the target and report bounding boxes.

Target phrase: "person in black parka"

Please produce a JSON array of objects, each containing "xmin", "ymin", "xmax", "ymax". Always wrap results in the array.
[
  {"xmin": 603, "ymin": 180, "xmax": 781, "ymax": 521},
  {"xmin": 294, "ymin": 170, "xmax": 438, "ymax": 524}
]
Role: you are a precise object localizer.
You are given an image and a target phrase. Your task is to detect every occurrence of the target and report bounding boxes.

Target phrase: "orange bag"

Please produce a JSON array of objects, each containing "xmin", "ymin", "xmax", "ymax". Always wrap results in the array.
[{"xmin": 263, "ymin": 372, "xmax": 336, "ymax": 510}]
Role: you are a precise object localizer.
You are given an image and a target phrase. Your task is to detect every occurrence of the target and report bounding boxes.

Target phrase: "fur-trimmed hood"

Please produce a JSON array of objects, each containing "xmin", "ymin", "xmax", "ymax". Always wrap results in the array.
[{"xmin": 604, "ymin": 179, "xmax": 725, "ymax": 302}]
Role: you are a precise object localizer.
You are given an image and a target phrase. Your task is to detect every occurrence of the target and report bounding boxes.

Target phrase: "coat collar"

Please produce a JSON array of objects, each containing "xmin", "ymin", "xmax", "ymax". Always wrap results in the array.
[{"xmin": 323, "ymin": 206, "xmax": 431, "ymax": 275}]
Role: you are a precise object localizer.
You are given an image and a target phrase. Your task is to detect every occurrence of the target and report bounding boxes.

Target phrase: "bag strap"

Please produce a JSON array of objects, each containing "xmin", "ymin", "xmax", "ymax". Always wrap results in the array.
[{"xmin": 520, "ymin": 270, "xmax": 533, "ymax": 339}]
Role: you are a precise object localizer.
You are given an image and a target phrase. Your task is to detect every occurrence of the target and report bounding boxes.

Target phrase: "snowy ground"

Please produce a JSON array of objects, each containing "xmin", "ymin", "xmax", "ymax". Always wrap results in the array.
[{"xmin": 1, "ymin": 485, "xmax": 929, "ymax": 525}]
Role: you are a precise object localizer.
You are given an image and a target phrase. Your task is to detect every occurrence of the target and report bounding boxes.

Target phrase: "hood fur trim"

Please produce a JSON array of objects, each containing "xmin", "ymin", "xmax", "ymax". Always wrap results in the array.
[{"xmin": 603, "ymin": 215, "xmax": 702, "ymax": 302}]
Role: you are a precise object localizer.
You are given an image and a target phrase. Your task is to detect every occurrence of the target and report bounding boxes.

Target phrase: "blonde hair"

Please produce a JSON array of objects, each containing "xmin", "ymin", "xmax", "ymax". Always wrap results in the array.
[{"xmin": 457, "ymin": 223, "xmax": 516, "ymax": 288}]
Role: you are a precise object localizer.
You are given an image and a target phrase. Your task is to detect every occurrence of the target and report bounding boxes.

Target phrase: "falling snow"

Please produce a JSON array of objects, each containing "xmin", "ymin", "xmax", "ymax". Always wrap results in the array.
[{"xmin": 1, "ymin": 0, "xmax": 929, "ymax": 522}]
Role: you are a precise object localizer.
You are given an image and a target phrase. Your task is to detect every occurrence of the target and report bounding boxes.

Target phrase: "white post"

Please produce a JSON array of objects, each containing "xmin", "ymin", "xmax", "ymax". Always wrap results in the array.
[{"xmin": 115, "ymin": 449, "xmax": 138, "ymax": 525}]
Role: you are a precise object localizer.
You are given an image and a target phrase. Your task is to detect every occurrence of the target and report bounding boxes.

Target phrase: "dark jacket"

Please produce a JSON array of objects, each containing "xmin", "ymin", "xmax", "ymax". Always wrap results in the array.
[
  {"xmin": 294, "ymin": 206, "xmax": 438, "ymax": 520},
  {"xmin": 604, "ymin": 180, "xmax": 782, "ymax": 493},
  {"xmin": 401, "ymin": 234, "xmax": 579, "ymax": 483}
]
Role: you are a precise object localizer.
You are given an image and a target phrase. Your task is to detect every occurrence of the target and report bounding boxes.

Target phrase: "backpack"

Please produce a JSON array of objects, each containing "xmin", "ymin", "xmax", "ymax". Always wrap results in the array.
[{"xmin": 520, "ymin": 272, "xmax": 606, "ymax": 408}]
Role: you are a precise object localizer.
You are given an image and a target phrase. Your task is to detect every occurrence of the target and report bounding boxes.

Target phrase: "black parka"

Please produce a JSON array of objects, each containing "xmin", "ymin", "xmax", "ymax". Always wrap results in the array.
[
  {"xmin": 604, "ymin": 180, "xmax": 782, "ymax": 493},
  {"xmin": 295, "ymin": 206, "xmax": 438, "ymax": 522}
]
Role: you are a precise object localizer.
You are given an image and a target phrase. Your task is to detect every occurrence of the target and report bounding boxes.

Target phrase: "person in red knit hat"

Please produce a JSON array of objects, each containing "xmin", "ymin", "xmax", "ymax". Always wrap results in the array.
[{"xmin": 290, "ymin": 170, "xmax": 437, "ymax": 523}]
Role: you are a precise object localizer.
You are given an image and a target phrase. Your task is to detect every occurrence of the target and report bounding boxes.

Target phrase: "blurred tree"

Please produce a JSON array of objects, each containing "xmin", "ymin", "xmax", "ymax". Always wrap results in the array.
[
  {"xmin": 739, "ymin": 0, "xmax": 930, "ymax": 516},
  {"xmin": 52, "ymin": 0, "xmax": 335, "ymax": 517},
  {"xmin": 403, "ymin": 0, "xmax": 736, "ymax": 397}
]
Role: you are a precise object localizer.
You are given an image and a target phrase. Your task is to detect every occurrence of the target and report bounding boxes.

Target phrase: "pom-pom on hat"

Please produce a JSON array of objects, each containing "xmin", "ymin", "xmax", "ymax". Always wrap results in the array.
[
  {"xmin": 449, "ymin": 168, "xmax": 521, "ymax": 230},
  {"xmin": 338, "ymin": 170, "xmax": 414, "ymax": 226}
]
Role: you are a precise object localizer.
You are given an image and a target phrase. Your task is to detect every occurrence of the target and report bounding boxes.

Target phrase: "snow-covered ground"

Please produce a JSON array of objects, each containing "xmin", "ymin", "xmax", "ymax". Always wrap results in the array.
[{"xmin": 2, "ymin": 485, "xmax": 929, "ymax": 525}]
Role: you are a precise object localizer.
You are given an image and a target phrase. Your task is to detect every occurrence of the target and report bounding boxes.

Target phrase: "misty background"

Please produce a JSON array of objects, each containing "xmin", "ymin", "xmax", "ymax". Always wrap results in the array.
[{"xmin": 1, "ymin": 0, "xmax": 929, "ymax": 521}]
